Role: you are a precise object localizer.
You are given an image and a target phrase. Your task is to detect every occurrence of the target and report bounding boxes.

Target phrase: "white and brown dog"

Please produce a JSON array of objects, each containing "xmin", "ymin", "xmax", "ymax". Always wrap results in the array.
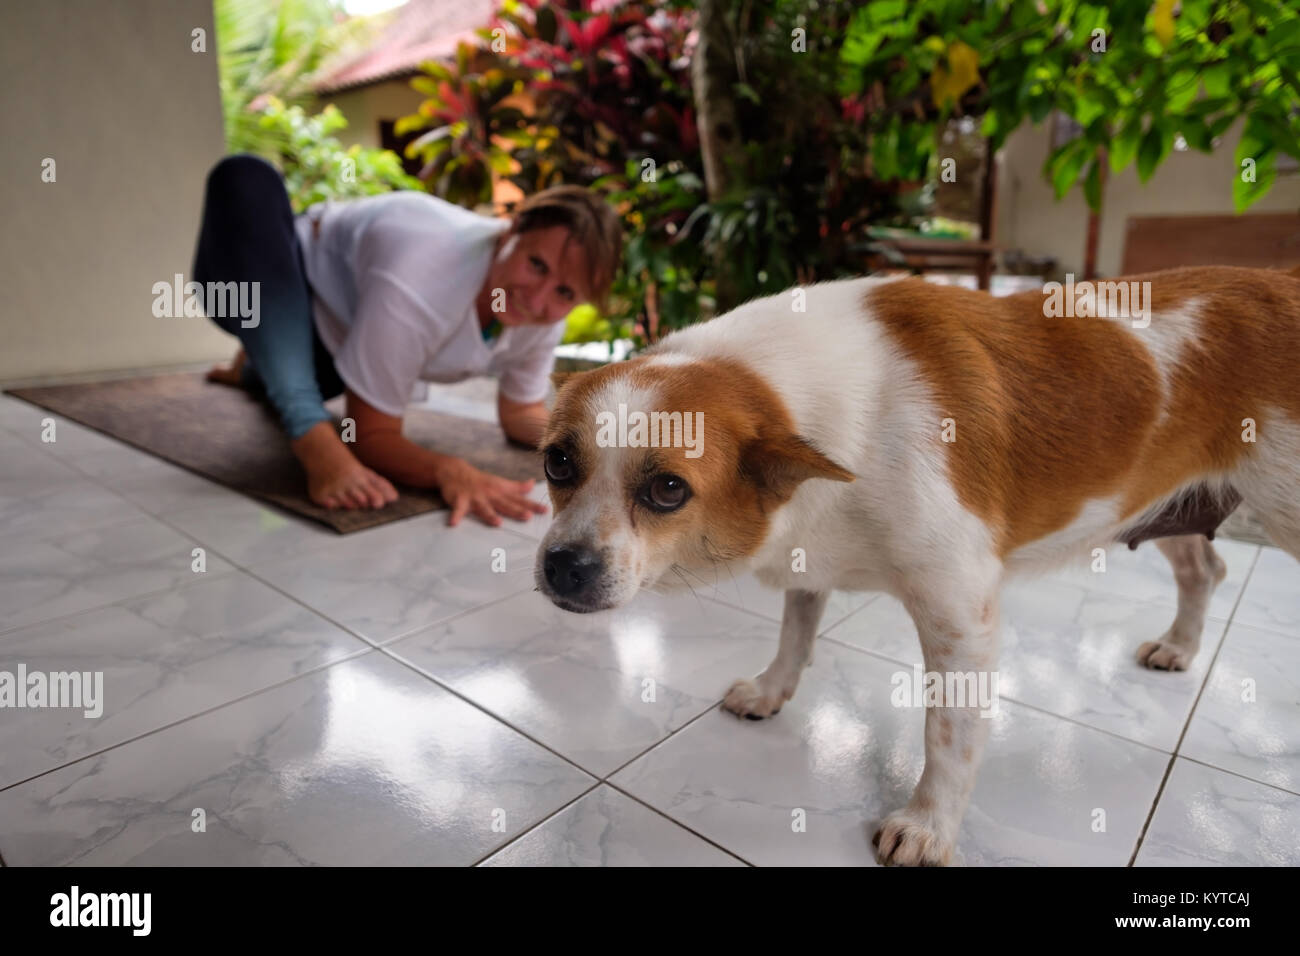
[{"xmin": 534, "ymin": 265, "xmax": 1300, "ymax": 865}]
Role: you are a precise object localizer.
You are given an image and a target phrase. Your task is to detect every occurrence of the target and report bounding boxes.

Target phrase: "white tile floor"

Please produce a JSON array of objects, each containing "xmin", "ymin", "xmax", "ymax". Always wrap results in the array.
[{"xmin": 0, "ymin": 390, "xmax": 1298, "ymax": 866}]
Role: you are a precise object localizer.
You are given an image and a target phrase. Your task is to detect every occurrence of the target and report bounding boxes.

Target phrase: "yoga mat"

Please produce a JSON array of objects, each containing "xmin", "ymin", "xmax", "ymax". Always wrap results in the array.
[{"xmin": 6, "ymin": 372, "xmax": 542, "ymax": 533}]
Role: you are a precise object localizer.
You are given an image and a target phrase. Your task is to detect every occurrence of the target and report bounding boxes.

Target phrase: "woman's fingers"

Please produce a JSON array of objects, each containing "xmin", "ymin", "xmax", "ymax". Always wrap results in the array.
[
  {"xmin": 447, "ymin": 493, "xmax": 470, "ymax": 527},
  {"xmin": 473, "ymin": 497, "xmax": 504, "ymax": 527},
  {"xmin": 494, "ymin": 493, "xmax": 535, "ymax": 521},
  {"xmin": 489, "ymin": 489, "xmax": 543, "ymax": 522}
]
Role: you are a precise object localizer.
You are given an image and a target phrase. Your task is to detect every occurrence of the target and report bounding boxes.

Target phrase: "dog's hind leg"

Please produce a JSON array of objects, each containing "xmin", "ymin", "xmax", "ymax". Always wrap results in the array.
[
  {"xmin": 1136, "ymin": 535, "xmax": 1227, "ymax": 671},
  {"xmin": 723, "ymin": 589, "xmax": 828, "ymax": 720}
]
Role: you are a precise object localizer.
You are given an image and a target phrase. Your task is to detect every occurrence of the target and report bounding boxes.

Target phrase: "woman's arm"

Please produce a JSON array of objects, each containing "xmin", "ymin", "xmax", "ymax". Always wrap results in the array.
[
  {"xmin": 498, "ymin": 391, "xmax": 549, "ymax": 448},
  {"xmin": 346, "ymin": 389, "xmax": 547, "ymax": 527},
  {"xmin": 345, "ymin": 387, "xmax": 450, "ymax": 488}
]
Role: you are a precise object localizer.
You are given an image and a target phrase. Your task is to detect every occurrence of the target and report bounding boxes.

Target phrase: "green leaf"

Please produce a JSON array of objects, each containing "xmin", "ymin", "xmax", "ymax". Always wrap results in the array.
[
  {"xmin": 393, "ymin": 114, "xmax": 425, "ymax": 137},
  {"xmin": 1166, "ymin": 70, "xmax": 1199, "ymax": 112},
  {"xmin": 1048, "ymin": 140, "xmax": 1089, "ymax": 199},
  {"xmin": 1236, "ymin": 115, "xmax": 1272, "ymax": 169},
  {"xmin": 1074, "ymin": 95, "xmax": 1105, "ymax": 128},
  {"xmin": 416, "ymin": 60, "xmax": 453, "ymax": 83},
  {"xmin": 868, "ymin": 0, "xmax": 906, "ymax": 24},
  {"xmin": 1179, "ymin": 118, "xmax": 1213, "ymax": 152},
  {"xmin": 1233, "ymin": 149, "xmax": 1276, "ymax": 211},
  {"xmin": 1109, "ymin": 117, "xmax": 1142, "ymax": 172},
  {"xmin": 1202, "ymin": 62, "xmax": 1232, "ymax": 98},
  {"xmin": 410, "ymin": 77, "xmax": 443, "ymax": 99},
  {"xmin": 1083, "ymin": 159, "xmax": 1102, "ymax": 210},
  {"xmin": 1136, "ymin": 123, "xmax": 1168, "ymax": 182}
]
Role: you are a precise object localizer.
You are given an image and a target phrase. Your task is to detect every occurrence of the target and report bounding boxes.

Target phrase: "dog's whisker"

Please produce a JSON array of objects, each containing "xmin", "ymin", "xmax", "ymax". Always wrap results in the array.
[{"xmin": 669, "ymin": 563, "xmax": 707, "ymax": 613}]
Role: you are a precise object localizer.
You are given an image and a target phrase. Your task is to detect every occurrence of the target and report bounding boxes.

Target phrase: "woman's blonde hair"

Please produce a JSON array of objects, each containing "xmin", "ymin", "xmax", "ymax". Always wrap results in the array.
[{"xmin": 510, "ymin": 185, "xmax": 623, "ymax": 314}]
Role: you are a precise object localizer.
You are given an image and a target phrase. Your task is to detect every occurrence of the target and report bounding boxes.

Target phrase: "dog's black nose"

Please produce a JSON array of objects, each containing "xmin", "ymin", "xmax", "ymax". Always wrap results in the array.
[{"xmin": 544, "ymin": 545, "xmax": 602, "ymax": 598}]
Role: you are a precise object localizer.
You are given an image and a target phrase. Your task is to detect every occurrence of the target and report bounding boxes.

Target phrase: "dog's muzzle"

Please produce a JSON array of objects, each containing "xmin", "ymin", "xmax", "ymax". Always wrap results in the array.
[{"xmin": 540, "ymin": 544, "xmax": 606, "ymax": 612}]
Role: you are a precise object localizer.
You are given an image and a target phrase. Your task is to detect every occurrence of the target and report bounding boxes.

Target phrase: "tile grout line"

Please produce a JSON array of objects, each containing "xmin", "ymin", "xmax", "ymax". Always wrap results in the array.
[
  {"xmin": 0, "ymin": 585, "xmax": 542, "ymax": 795},
  {"xmin": 0, "ymin": 562, "xmax": 245, "ymax": 642},
  {"xmin": 1176, "ymin": 753, "xmax": 1300, "ymax": 799},
  {"xmin": 369, "ymin": 644, "xmax": 608, "ymax": 786},
  {"xmin": 0, "ymin": 479, "xmax": 248, "ymax": 636},
  {"xmin": 1, "ymin": 403, "xmax": 758, "ymax": 863},
  {"xmin": 7, "ymin": 433, "xmax": 1284, "ymax": 865},
  {"xmin": 599, "ymin": 779, "xmax": 757, "ymax": 866},
  {"xmin": 470, "ymin": 774, "xmax": 756, "ymax": 867},
  {"xmin": 466, "ymin": 782, "xmax": 603, "ymax": 866},
  {"xmin": 5, "ymin": 460, "xmax": 648, "ymax": 832},
  {"xmin": 466, "ymin": 698, "xmax": 759, "ymax": 867},
  {"xmin": 1126, "ymin": 544, "xmax": 1264, "ymax": 866},
  {"xmin": 815, "ymin": 630, "xmax": 1182, "ymax": 757},
  {"xmin": 0, "ymin": 642, "xmax": 378, "ymax": 796}
]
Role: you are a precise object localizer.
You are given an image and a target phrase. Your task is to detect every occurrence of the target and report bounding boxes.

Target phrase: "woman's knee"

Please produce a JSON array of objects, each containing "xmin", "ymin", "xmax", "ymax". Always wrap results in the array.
[{"xmin": 204, "ymin": 154, "xmax": 284, "ymax": 204}]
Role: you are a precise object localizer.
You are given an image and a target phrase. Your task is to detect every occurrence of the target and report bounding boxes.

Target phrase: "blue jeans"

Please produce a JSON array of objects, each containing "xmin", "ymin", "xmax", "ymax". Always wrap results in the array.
[{"xmin": 192, "ymin": 155, "xmax": 343, "ymax": 439}]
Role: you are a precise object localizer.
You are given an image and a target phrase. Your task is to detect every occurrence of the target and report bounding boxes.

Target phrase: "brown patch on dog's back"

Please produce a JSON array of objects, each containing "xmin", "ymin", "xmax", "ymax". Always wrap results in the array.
[{"xmin": 868, "ymin": 267, "xmax": 1300, "ymax": 555}]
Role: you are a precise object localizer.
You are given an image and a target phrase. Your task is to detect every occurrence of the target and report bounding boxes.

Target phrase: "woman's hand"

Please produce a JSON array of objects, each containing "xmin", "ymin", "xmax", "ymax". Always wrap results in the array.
[{"xmin": 434, "ymin": 457, "xmax": 549, "ymax": 528}]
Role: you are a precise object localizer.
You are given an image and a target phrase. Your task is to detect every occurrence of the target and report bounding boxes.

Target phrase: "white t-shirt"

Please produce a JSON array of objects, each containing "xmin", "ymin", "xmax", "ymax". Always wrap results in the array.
[{"xmin": 294, "ymin": 191, "xmax": 566, "ymax": 417}]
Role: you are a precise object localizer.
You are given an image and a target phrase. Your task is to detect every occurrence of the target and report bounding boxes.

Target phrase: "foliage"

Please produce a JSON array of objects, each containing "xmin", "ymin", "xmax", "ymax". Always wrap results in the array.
[
  {"xmin": 215, "ymin": 0, "xmax": 370, "ymax": 155},
  {"xmin": 838, "ymin": 0, "xmax": 1300, "ymax": 212},
  {"xmin": 214, "ymin": 0, "xmax": 423, "ymax": 212},
  {"xmin": 400, "ymin": 0, "xmax": 903, "ymax": 346},
  {"xmin": 256, "ymin": 98, "xmax": 424, "ymax": 213}
]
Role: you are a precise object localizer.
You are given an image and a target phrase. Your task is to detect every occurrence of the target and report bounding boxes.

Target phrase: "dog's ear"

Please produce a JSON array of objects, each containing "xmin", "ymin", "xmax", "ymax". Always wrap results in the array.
[
  {"xmin": 550, "ymin": 369, "xmax": 588, "ymax": 393},
  {"xmin": 741, "ymin": 432, "xmax": 855, "ymax": 506}
]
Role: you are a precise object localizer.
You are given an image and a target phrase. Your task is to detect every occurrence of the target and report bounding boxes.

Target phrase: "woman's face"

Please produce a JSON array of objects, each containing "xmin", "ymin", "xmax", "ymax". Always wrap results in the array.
[{"xmin": 486, "ymin": 225, "xmax": 591, "ymax": 327}]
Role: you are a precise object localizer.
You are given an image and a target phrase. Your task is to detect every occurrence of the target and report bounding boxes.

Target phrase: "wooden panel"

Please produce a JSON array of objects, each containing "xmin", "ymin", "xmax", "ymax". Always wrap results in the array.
[{"xmin": 1122, "ymin": 213, "xmax": 1300, "ymax": 273}]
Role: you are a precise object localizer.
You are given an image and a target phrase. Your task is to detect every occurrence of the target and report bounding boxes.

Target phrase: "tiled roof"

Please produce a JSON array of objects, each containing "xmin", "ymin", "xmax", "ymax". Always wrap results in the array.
[{"xmin": 313, "ymin": 0, "xmax": 498, "ymax": 94}]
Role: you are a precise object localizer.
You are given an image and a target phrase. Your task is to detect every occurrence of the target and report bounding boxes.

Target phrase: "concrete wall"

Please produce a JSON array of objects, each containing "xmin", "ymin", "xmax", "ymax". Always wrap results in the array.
[
  {"xmin": 0, "ymin": 0, "xmax": 231, "ymax": 383},
  {"xmin": 323, "ymin": 78, "xmax": 424, "ymax": 150},
  {"xmin": 996, "ymin": 116, "xmax": 1300, "ymax": 279}
]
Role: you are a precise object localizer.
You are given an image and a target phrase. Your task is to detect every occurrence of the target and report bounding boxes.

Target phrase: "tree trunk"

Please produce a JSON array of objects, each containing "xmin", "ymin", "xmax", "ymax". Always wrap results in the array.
[{"xmin": 691, "ymin": 0, "xmax": 744, "ymax": 313}]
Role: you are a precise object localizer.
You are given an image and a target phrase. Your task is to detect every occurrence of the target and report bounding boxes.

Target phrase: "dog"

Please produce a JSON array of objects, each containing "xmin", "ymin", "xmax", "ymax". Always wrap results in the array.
[{"xmin": 533, "ymin": 265, "xmax": 1300, "ymax": 865}]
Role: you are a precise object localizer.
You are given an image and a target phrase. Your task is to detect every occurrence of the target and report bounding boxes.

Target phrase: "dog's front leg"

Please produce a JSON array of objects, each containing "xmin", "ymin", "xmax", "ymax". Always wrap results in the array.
[
  {"xmin": 875, "ymin": 589, "xmax": 1001, "ymax": 866},
  {"xmin": 723, "ymin": 589, "xmax": 828, "ymax": 719}
]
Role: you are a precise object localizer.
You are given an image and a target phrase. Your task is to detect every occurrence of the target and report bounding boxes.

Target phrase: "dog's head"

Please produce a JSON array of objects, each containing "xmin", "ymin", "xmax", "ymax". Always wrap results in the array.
[{"xmin": 534, "ymin": 354, "xmax": 854, "ymax": 613}]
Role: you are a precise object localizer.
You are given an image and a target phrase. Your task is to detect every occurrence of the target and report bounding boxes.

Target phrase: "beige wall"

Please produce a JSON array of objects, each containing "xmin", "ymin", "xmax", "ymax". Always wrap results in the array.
[
  {"xmin": 996, "ymin": 117, "xmax": 1300, "ymax": 279},
  {"xmin": 322, "ymin": 79, "xmax": 424, "ymax": 150},
  {"xmin": 0, "ymin": 0, "xmax": 231, "ymax": 383}
]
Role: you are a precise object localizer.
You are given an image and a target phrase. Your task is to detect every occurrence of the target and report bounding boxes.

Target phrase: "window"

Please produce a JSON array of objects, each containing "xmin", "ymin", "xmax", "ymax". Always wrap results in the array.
[{"xmin": 379, "ymin": 119, "xmax": 425, "ymax": 178}]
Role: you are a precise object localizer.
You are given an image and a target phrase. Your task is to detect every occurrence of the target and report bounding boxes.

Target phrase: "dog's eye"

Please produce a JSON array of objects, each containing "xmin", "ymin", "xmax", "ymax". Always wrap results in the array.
[
  {"xmin": 544, "ymin": 446, "xmax": 575, "ymax": 484},
  {"xmin": 641, "ymin": 474, "xmax": 690, "ymax": 513}
]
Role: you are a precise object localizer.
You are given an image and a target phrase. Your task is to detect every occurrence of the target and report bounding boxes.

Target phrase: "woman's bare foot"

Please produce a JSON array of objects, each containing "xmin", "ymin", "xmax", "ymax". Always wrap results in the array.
[
  {"xmin": 207, "ymin": 348, "xmax": 247, "ymax": 387},
  {"xmin": 291, "ymin": 421, "xmax": 399, "ymax": 510}
]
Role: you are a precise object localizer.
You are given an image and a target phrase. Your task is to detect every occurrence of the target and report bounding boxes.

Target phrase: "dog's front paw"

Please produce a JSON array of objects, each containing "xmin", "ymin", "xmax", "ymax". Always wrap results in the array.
[
  {"xmin": 1136, "ymin": 638, "xmax": 1195, "ymax": 671},
  {"xmin": 872, "ymin": 807, "xmax": 955, "ymax": 866},
  {"xmin": 722, "ymin": 677, "xmax": 789, "ymax": 720}
]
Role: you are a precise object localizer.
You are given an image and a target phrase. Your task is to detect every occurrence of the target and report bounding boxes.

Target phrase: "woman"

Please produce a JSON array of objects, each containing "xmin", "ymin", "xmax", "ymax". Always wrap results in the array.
[{"xmin": 192, "ymin": 154, "xmax": 622, "ymax": 526}]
